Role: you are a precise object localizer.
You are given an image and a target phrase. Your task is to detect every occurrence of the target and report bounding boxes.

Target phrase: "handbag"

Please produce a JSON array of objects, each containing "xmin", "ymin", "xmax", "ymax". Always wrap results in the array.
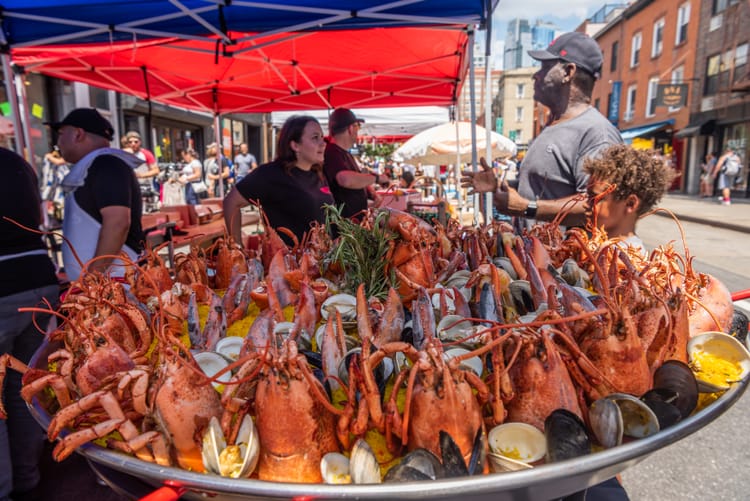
[{"xmin": 191, "ymin": 180, "xmax": 208, "ymax": 193}]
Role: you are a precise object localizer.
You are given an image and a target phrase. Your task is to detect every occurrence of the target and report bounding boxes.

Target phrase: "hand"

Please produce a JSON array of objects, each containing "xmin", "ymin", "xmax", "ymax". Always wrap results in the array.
[{"xmin": 460, "ymin": 157, "xmax": 498, "ymax": 196}]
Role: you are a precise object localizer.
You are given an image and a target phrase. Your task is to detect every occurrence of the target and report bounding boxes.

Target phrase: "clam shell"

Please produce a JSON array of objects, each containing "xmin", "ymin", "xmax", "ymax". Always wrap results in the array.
[
  {"xmin": 607, "ymin": 393, "xmax": 660, "ymax": 439},
  {"xmin": 688, "ymin": 331, "xmax": 750, "ymax": 392},
  {"xmin": 488, "ymin": 422, "xmax": 546, "ymax": 465},
  {"xmin": 442, "ymin": 347, "xmax": 483, "ymax": 377},
  {"xmin": 321, "ymin": 452, "xmax": 351, "ymax": 484},
  {"xmin": 487, "ymin": 452, "xmax": 534, "ymax": 473},
  {"xmin": 215, "ymin": 337, "xmax": 243, "ymax": 362},
  {"xmin": 350, "ymin": 439, "xmax": 382, "ymax": 484},
  {"xmin": 193, "ymin": 351, "xmax": 231, "ymax": 389},
  {"xmin": 201, "ymin": 415, "xmax": 259, "ymax": 478},
  {"xmin": 321, "ymin": 293, "xmax": 357, "ymax": 321},
  {"xmin": 589, "ymin": 398, "xmax": 623, "ymax": 449},
  {"xmin": 436, "ymin": 315, "xmax": 474, "ymax": 342}
]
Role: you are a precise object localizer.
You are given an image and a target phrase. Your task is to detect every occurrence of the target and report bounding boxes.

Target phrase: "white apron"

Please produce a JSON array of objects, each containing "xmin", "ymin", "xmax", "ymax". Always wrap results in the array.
[{"xmin": 61, "ymin": 148, "xmax": 142, "ymax": 281}]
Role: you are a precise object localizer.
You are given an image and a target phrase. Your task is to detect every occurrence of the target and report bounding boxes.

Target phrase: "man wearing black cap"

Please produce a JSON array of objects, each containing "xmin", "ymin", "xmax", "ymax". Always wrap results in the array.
[
  {"xmin": 462, "ymin": 32, "xmax": 622, "ymax": 227},
  {"xmin": 323, "ymin": 107, "xmax": 383, "ymax": 219},
  {"xmin": 46, "ymin": 108, "xmax": 144, "ymax": 281}
]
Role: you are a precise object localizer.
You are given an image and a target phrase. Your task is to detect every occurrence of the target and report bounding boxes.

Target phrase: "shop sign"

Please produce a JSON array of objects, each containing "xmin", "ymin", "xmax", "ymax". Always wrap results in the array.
[
  {"xmin": 608, "ymin": 81, "xmax": 621, "ymax": 123},
  {"xmin": 656, "ymin": 84, "xmax": 688, "ymax": 108}
]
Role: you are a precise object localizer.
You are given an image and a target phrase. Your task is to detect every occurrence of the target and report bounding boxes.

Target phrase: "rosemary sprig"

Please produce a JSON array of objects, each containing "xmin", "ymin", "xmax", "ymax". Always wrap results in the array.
[{"xmin": 324, "ymin": 205, "xmax": 397, "ymax": 299}]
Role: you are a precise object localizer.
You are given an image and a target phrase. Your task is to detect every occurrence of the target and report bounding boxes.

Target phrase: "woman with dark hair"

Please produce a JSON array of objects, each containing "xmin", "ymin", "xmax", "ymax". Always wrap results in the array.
[{"xmin": 223, "ymin": 115, "xmax": 333, "ymax": 246}]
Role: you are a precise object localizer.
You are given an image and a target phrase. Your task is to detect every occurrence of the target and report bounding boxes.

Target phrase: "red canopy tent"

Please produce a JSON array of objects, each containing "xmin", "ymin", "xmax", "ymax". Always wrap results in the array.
[{"xmin": 10, "ymin": 27, "xmax": 470, "ymax": 113}]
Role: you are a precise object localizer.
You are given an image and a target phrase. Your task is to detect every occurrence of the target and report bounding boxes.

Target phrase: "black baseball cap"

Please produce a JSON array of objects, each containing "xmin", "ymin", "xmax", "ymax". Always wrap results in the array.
[
  {"xmin": 328, "ymin": 108, "xmax": 364, "ymax": 135},
  {"xmin": 528, "ymin": 32, "xmax": 603, "ymax": 79},
  {"xmin": 45, "ymin": 108, "xmax": 115, "ymax": 140}
]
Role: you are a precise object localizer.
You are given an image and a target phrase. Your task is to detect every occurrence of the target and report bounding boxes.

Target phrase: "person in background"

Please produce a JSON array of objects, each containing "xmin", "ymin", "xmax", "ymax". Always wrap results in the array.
[
  {"xmin": 46, "ymin": 108, "xmax": 144, "ymax": 281},
  {"xmin": 0, "ymin": 147, "xmax": 60, "ymax": 501},
  {"xmin": 712, "ymin": 145, "xmax": 741, "ymax": 205},
  {"xmin": 461, "ymin": 32, "xmax": 622, "ymax": 227},
  {"xmin": 584, "ymin": 144, "xmax": 675, "ymax": 254},
  {"xmin": 399, "ymin": 170, "xmax": 415, "ymax": 189},
  {"xmin": 233, "ymin": 142, "xmax": 258, "ymax": 184},
  {"xmin": 180, "ymin": 148, "xmax": 206, "ymax": 205},
  {"xmin": 123, "ymin": 131, "xmax": 159, "ymax": 195},
  {"xmin": 323, "ymin": 108, "xmax": 383, "ymax": 219},
  {"xmin": 40, "ymin": 146, "xmax": 70, "ymax": 229},
  {"xmin": 204, "ymin": 143, "xmax": 231, "ymax": 198},
  {"xmin": 223, "ymin": 115, "xmax": 333, "ymax": 247},
  {"xmin": 699, "ymin": 152, "xmax": 716, "ymax": 198}
]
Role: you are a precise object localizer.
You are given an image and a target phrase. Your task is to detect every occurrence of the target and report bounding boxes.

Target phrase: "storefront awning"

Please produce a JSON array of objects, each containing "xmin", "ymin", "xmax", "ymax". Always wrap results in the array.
[
  {"xmin": 620, "ymin": 119, "xmax": 675, "ymax": 143},
  {"xmin": 674, "ymin": 119, "xmax": 716, "ymax": 138}
]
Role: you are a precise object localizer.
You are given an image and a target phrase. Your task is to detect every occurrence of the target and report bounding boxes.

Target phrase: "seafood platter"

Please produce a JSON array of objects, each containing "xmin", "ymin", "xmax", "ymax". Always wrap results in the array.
[{"xmin": 5, "ymin": 206, "xmax": 750, "ymax": 500}]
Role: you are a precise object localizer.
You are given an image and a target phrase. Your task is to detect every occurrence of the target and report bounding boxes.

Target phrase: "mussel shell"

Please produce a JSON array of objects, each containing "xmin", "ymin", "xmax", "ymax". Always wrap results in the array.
[
  {"xmin": 383, "ymin": 449, "xmax": 445, "ymax": 482},
  {"xmin": 560, "ymin": 258, "xmax": 591, "ymax": 289},
  {"xmin": 652, "ymin": 360, "xmax": 698, "ymax": 419},
  {"xmin": 588, "ymin": 398, "xmax": 623, "ymax": 449},
  {"xmin": 439, "ymin": 430, "xmax": 469, "ymax": 478},
  {"xmin": 730, "ymin": 308, "xmax": 748, "ymax": 344},
  {"xmin": 641, "ymin": 389, "xmax": 683, "ymax": 429},
  {"xmin": 544, "ymin": 409, "xmax": 590, "ymax": 462}
]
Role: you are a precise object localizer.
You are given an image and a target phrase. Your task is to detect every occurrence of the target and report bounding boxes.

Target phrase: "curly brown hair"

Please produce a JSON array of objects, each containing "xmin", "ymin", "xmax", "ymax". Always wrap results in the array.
[{"xmin": 583, "ymin": 144, "xmax": 676, "ymax": 215}]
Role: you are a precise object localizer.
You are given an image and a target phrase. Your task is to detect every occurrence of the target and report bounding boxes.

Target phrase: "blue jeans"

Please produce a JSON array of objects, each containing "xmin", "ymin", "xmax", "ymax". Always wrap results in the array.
[{"xmin": 0, "ymin": 285, "xmax": 59, "ymax": 500}]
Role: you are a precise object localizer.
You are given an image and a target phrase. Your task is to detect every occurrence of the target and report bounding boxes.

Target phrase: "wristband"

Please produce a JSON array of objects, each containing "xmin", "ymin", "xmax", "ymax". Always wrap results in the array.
[{"xmin": 523, "ymin": 200, "xmax": 538, "ymax": 218}]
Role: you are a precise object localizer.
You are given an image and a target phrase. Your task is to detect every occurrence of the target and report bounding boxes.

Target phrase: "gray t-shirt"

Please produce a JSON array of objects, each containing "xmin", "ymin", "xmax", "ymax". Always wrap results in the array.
[
  {"xmin": 234, "ymin": 152, "xmax": 257, "ymax": 178},
  {"xmin": 518, "ymin": 107, "xmax": 622, "ymax": 201}
]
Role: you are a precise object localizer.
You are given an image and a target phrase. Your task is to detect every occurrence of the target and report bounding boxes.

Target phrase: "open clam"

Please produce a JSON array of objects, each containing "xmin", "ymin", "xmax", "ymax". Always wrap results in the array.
[
  {"xmin": 443, "ymin": 347, "xmax": 483, "ymax": 377},
  {"xmin": 320, "ymin": 439, "xmax": 381, "ymax": 484},
  {"xmin": 193, "ymin": 351, "xmax": 231, "ymax": 390},
  {"xmin": 487, "ymin": 422, "xmax": 545, "ymax": 472},
  {"xmin": 215, "ymin": 336, "xmax": 243, "ymax": 362},
  {"xmin": 321, "ymin": 293, "xmax": 357, "ymax": 322},
  {"xmin": 688, "ymin": 331, "xmax": 750, "ymax": 392},
  {"xmin": 201, "ymin": 415, "xmax": 259, "ymax": 478},
  {"xmin": 436, "ymin": 315, "xmax": 474, "ymax": 342},
  {"xmin": 590, "ymin": 393, "xmax": 660, "ymax": 449}
]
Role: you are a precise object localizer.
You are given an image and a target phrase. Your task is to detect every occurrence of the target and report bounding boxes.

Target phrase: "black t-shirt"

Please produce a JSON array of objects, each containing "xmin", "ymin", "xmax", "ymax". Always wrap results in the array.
[
  {"xmin": 323, "ymin": 142, "xmax": 367, "ymax": 219},
  {"xmin": 0, "ymin": 147, "xmax": 58, "ymax": 296},
  {"xmin": 236, "ymin": 160, "xmax": 334, "ymax": 246},
  {"xmin": 73, "ymin": 155, "xmax": 144, "ymax": 253}
]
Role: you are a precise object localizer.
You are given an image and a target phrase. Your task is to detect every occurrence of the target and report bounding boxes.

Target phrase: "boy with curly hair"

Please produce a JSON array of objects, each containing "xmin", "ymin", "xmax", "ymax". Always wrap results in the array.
[{"xmin": 584, "ymin": 144, "xmax": 675, "ymax": 252}]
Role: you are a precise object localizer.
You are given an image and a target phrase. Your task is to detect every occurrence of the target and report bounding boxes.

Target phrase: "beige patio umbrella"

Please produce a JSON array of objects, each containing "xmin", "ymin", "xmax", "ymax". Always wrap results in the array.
[{"xmin": 393, "ymin": 121, "xmax": 516, "ymax": 165}]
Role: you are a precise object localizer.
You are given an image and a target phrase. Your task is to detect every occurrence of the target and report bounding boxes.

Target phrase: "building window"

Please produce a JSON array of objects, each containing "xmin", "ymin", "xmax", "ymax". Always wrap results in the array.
[
  {"xmin": 516, "ymin": 83, "xmax": 525, "ymax": 98},
  {"xmin": 676, "ymin": 3, "xmax": 690, "ymax": 44},
  {"xmin": 630, "ymin": 33, "xmax": 642, "ymax": 68},
  {"xmin": 625, "ymin": 84, "xmax": 637, "ymax": 121},
  {"xmin": 712, "ymin": 0, "xmax": 728, "ymax": 15},
  {"xmin": 735, "ymin": 43, "xmax": 748, "ymax": 83},
  {"xmin": 652, "ymin": 19, "xmax": 665, "ymax": 58},
  {"xmin": 704, "ymin": 54, "xmax": 721, "ymax": 95},
  {"xmin": 670, "ymin": 66, "xmax": 684, "ymax": 112},
  {"xmin": 720, "ymin": 50, "xmax": 733, "ymax": 88},
  {"xmin": 610, "ymin": 41, "xmax": 619, "ymax": 72},
  {"xmin": 512, "ymin": 129, "xmax": 522, "ymax": 142},
  {"xmin": 646, "ymin": 77, "xmax": 659, "ymax": 117},
  {"xmin": 515, "ymin": 106, "xmax": 523, "ymax": 122}
]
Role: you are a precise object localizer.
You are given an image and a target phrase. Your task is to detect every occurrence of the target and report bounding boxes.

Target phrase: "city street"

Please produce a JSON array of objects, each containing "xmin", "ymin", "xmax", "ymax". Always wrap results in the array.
[{"xmin": 621, "ymin": 205, "xmax": 750, "ymax": 501}]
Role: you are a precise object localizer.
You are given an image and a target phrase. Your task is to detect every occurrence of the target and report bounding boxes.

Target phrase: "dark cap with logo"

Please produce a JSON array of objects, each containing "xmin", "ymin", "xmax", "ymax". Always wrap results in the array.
[
  {"xmin": 328, "ymin": 108, "xmax": 364, "ymax": 135},
  {"xmin": 45, "ymin": 108, "xmax": 114, "ymax": 141},
  {"xmin": 528, "ymin": 32, "xmax": 603, "ymax": 79}
]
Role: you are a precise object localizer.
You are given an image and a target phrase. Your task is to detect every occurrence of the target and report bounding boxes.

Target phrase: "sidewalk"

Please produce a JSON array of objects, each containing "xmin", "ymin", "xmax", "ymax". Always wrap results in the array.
[{"xmin": 655, "ymin": 193, "xmax": 750, "ymax": 233}]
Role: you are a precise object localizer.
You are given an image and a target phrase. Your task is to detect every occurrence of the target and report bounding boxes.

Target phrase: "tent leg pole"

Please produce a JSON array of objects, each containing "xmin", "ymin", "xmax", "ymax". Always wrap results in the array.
[
  {"xmin": 467, "ymin": 29, "xmax": 479, "ymax": 225},
  {"xmin": 214, "ymin": 113, "xmax": 225, "ymax": 200},
  {"xmin": 483, "ymin": 10, "xmax": 494, "ymax": 225},
  {"xmin": 2, "ymin": 55, "xmax": 29, "ymax": 160}
]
